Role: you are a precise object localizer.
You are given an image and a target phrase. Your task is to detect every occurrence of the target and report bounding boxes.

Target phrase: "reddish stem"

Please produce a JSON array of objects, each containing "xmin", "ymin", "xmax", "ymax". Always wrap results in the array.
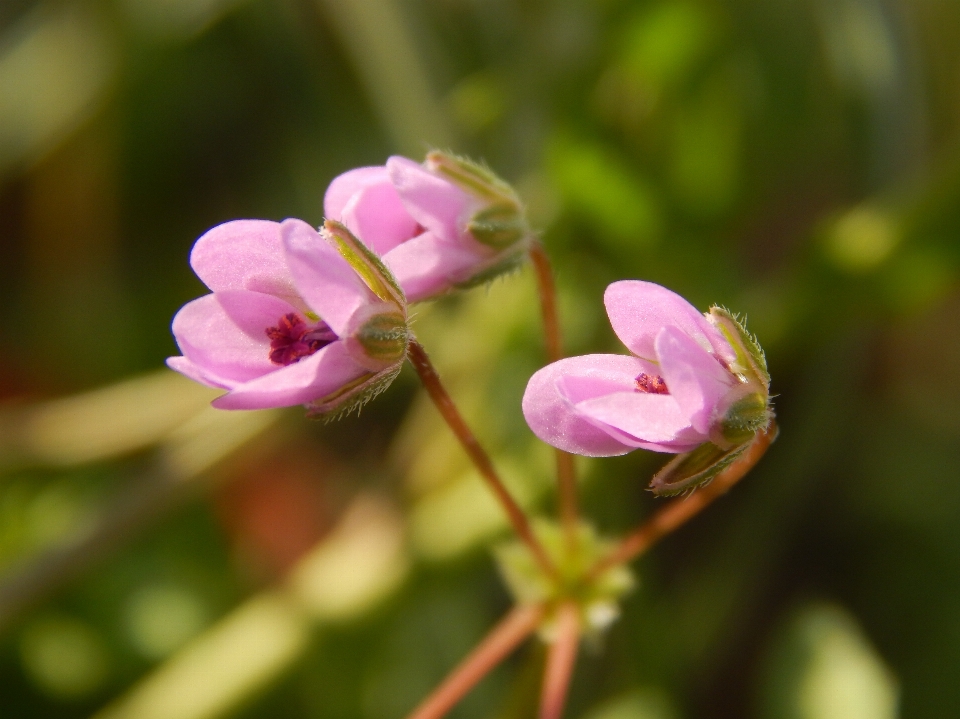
[
  {"xmin": 528, "ymin": 243, "xmax": 564, "ymax": 364},
  {"xmin": 587, "ymin": 422, "xmax": 777, "ymax": 580},
  {"xmin": 529, "ymin": 243, "xmax": 579, "ymax": 551},
  {"xmin": 406, "ymin": 603, "xmax": 545, "ymax": 719},
  {"xmin": 407, "ymin": 339, "xmax": 560, "ymax": 582},
  {"xmin": 538, "ymin": 602, "xmax": 581, "ymax": 719}
]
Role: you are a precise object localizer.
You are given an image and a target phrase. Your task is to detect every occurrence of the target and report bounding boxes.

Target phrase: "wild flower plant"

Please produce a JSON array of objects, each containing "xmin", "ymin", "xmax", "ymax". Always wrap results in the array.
[{"xmin": 168, "ymin": 151, "xmax": 776, "ymax": 719}]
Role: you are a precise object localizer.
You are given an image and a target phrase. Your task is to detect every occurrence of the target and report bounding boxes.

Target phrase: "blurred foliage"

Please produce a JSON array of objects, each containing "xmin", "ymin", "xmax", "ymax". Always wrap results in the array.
[{"xmin": 0, "ymin": 0, "xmax": 959, "ymax": 717}]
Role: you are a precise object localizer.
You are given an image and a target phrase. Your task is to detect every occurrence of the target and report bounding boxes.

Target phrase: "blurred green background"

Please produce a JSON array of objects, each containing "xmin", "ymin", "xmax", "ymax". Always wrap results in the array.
[{"xmin": 0, "ymin": 0, "xmax": 959, "ymax": 717}]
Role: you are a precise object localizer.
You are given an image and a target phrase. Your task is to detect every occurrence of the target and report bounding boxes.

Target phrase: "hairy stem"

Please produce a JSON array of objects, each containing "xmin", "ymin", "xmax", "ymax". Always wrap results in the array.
[
  {"xmin": 406, "ymin": 603, "xmax": 545, "ymax": 719},
  {"xmin": 529, "ymin": 242, "xmax": 579, "ymax": 553},
  {"xmin": 407, "ymin": 339, "xmax": 559, "ymax": 581},
  {"xmin": 587, "ymin": 422, "xmax": 777, "ymax": 580},
  {"xmin": 528, "ymin": 243, "xmax": 564, "ymax": 364},
  {"xmin": 539, "ymin": 602, "xmax": 581, "ymax": 719}
]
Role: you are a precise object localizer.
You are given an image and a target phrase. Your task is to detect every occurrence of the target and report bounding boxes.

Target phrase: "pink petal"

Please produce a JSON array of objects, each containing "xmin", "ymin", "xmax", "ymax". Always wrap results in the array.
[
  {"xmin": 655, "ymin": 326, "xmax": 735, "ymax": 434},
  {"xmin": 324, "ymin": 166, "xmax": 388, "ymax": 219},
  {"xmin": 189, "ymin": 220, "xmax": 299, "ymax": 303},
  {"xmin": 604, "ymin": 281, "xmax": 733, "ymax": 363},
  {"xmin": 171, "ymin": 291, "xmax": 300, "ymax": 384},
  {"xmin": 281, "ymin": 218, "xmax": 372, "ymax": 336},
  {"xmin": 580, "ymin": 422, "xmax": 705, "ymax": 454},
  {"xmin": 522, "ymin": 354, "xmax": 653, "ymax": 457},
  {"xmin": 341, "ymin": 179, "xmax": 420, "ymax": 255},
  {"xmin": 166, "ymin": 356, "xmax": 232, "ymax": 390},
  {"xmin": 212, "ymin": 339, "xmax": 366, "ymax": 410},
  {"xmin": 574, "ymin": 391, "xmax": 706, "ymax": 451},
  {"xmin": 553, "ymin": 356, "xmax": 659, "ymax": 402},
  {"xmin": 386, "ymin": 156, "xmax": 474, "ymax": 244},
  {"xmin": 383, "ymin": 231, "xmax": 487, "ymax": 303}
]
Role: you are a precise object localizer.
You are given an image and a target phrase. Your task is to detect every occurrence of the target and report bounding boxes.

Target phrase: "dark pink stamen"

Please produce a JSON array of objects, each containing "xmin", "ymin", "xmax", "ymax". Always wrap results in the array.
[
  {"xmin": 635, "ymin": 372, "xmax": 669, "ymax": 394},
  {"xmin": 266, "ymin": 313, "xmax": 337, "ymax": 366}
]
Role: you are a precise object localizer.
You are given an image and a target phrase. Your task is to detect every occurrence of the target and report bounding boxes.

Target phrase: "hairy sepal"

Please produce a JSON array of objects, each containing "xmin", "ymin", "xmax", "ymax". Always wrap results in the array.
[
  {"xmin": 707, "ymin": 306, "xmax": 770, "ymax": 388},
  {"xmin": 304, "ymin": 363, "xmax": 403, "ymax": 422},
  {"xmin": 322, "ymin": 220, "xmax": 407, "ymax": 310},
  {"xmin": 712, "ymin": 388, "xmax": 771, "ymax": 448},
  {"xmin": 354, "ymin": 311, "xmax": 409, "ymax": 365},
  {"xmin": 648, "ymin": 441, "xmax": 749, "ymax": 497},
  {"xmin": 452, "ymin": 247, "xmax": 528, "ymax": 292},
  {"xmin": 467, "ymin": 202, "xmax": 528, "ymax": 250},
  {"xmin": 427, "ymin": 150, "xmax": 520, "ymax": 204}
]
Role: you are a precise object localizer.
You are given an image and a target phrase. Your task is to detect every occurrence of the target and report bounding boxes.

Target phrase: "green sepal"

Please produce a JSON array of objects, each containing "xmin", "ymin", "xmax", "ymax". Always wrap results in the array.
[
  {"xmin": 708, "ymin": 306, "xmax": 770, "ymax": 387},
  {"xmin": 467, "ymin": 202, "xmax": 528, "ymax": 249},
  {"xmin": 451, "ymin": 248, "xmax": 528, "ymax": 292},
  {"xmin": 427, "ymin": 150, "xmax": 519, "ymax": 204},
  {"xmin": 648, "ymin": 441, "xmax": 749, "ymax": 497},
  {"xmin": 715, "ymin": 390, "xmax": 770, "ymax": 447},
  {"xmin": 354, "ymin": 311, "xmax": 409, "ymax": 364},
  {"xmin": 322, "ymin": 220, "xmax": 406, "ymax": 309},
  {"xmin": 422, "ymin": 151, "xmax": 532, "ymax": 286},
  {"xmin": 304, "ymin": 363, "xmax": 404, "ymax": 422}
]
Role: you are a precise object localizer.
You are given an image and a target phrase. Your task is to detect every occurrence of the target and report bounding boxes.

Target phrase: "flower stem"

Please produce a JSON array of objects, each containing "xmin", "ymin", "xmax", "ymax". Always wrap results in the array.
[
  {"xmin": 405, "ymin": 603, "xmax": 545, "ymax": 719},
  {"xmin": 529, "ymin": 242, "xmax": 579, "ymax": 554},
  {"xmin": 407, "ymin": 339, "xmax": 560, "ymax": 582},
  {"xmin": 538, "ymin": 601, "xmax": 581, "ymax": 719},
  {"xmin": 587, "ymin": 422, "xmax": 777, "ymax": 580},
  {"xmin": 528, "ymin": 243, "xmax": 564, "ymax": 364}
]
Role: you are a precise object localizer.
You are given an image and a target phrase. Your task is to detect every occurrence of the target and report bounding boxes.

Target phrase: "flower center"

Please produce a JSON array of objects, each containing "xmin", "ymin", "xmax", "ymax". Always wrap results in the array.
[
  {"xmin": 266, "ymin": 313, "xmax": 337, "ymax": 366},
  {"xmin": 635, "ymin": 372, "xmax": 669, "ymax": 394}
]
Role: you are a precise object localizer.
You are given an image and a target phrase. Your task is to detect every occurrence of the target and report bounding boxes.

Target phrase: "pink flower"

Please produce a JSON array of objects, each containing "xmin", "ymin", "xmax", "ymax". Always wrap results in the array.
[
  {"xmin": 324, "ymin": 151, "xmax": 531, "ymax": 303},
  {"xmin": 522, "ymin": 281, "xmax": 771, "ymax": 458},
  {"xmin": 167, "ymin": 218, "xmax": 409, "ymax": 415}
]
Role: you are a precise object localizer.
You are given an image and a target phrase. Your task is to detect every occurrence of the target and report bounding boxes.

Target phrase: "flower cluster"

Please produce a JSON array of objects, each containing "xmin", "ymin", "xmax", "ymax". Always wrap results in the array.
[
  {"xmin": 168, "ymin": 150, "xmax": 772, "ymax": 468},
  {"xmin": 167, "ymin": 149, "xmax": 775, "ymax": 719},
  {"xmin": 168, "ymin": 152, "xmax": 531, "ymax": 416}
]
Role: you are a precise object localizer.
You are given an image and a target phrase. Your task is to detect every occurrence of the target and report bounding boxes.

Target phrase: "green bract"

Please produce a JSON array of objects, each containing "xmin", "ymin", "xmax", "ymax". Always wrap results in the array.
[{"xmin": 494, "ymin": 520, "xmax": 634, "ymax": 639}]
